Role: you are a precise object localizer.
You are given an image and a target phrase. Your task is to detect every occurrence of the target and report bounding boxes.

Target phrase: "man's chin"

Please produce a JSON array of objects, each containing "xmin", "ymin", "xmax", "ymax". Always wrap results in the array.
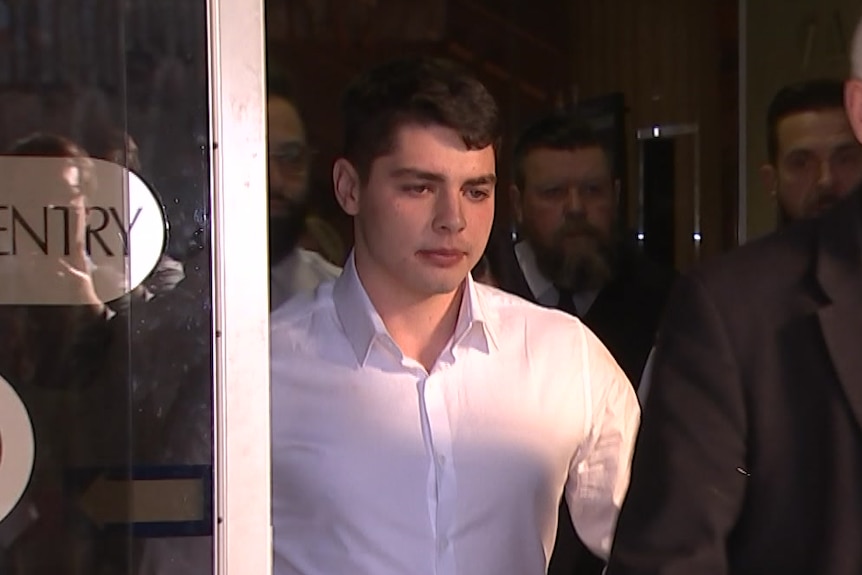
[
  {"xmin": 269, "ymin": 204, "xmax": 293, "ymax": 219},
  {"xmin": 269, "ymin": 193, "xmax": 308, "ymax": 217},
  {"xmin": 560, "ymin": 235, "xmax": 602, "ymax": 256},
  {"xmin": 537, "ymin": 248, "xmax": 614, "ymax": 291},
  {"xmin": 811, "ymin": 202, "xmax": 839, "ymax": 217},
  {"xmin": 409, "ymin": 266, "xmax": 469, "ymax": 297}
]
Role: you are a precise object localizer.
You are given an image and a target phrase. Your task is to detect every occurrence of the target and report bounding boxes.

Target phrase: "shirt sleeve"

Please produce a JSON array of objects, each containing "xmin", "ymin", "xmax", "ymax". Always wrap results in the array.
[{"xmin": 565, "ymin": 329, "xmax": 641, "ymax": 559}]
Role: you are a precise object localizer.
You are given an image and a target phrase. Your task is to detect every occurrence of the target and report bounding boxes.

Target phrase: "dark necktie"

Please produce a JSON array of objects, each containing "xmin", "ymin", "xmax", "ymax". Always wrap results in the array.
[{"xmin": 555, "ymin": 287, "xmax": 579, "ymax": 317}]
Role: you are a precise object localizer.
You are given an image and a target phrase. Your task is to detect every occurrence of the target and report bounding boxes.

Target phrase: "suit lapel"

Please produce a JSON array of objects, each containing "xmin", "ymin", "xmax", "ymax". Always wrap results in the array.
[
  {"xmin": 816, "ymin": 192, "xmax": 862, "ymax": 433},
  {"xmin": 499, "ymin": 243, "xmax": 540, "ymax": 302}
]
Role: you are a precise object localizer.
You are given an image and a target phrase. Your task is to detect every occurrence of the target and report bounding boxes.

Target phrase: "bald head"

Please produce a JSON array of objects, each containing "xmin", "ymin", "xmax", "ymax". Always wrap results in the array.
[{"xmin": 846, "ymin": 17, "xmax": 862, "ymax": 145}]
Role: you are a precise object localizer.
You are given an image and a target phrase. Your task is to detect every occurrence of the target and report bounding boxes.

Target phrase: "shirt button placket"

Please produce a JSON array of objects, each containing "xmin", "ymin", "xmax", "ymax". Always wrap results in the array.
[{"xmin": 424, "ymin": 372, "xmax": 455, "ymax": 572}]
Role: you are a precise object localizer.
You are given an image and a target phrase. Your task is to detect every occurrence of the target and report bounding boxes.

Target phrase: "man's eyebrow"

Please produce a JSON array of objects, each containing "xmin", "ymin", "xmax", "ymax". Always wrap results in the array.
[
  {"xmin": 834, "ymin": 142, "xmax": 862, "ymax": 153},
  {"xmin": 464, "ymin": 174, "xmax": 497, "ymax": 187},
  {"xmin": 389, "ymin": 168, "xmax": 497, "ymax": 187},
  {"xmin": 389, "ymin": 167, "xmax": 446, "ymax": 182}
]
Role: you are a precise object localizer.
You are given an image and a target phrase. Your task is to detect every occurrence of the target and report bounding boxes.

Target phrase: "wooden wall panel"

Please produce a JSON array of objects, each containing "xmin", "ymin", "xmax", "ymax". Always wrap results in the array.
[
  {"xmin": 744, "ymin": 0, "xmax": 858, "ymax": 238},
  {"xmin": 264, "ymin": 0, "xmax": 737, "ymax": 263},
  {"xmin": 570, "ymin": 0, "xmax": 735, "ymax": 266},
  {"xmin": 267, "ymin": 0, "xmax": 575, "ymax": 246}
]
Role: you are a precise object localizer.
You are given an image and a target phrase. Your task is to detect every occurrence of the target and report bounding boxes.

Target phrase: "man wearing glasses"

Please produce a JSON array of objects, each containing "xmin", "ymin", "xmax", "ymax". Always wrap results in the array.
[{"xmin": 267, "ymin": 67, "xmax": 340, "ymax": 310}]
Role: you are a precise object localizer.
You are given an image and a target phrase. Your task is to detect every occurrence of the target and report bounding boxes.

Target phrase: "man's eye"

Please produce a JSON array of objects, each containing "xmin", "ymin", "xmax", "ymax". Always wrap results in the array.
[
  {"xmin": 402, "ymin": 184, "xmax": 432, "ymax": 194},
  {"xmin": 270, "ymin": 143, "xmax": 314, "ymax": 164},
  {"xmin": 583, "ymin": 184, "xmax": 605, "ymax": 197},
  {"xmin": 835, "ymin": 148, "xmax": 862, "ymax": 165},
  {"xmin": 466, "ymin": 188, "xmax": 491, "ymax": 200},
  {"xmin": 786, "ymin": 154, "xmax": 812, "ymax": 169},
  {"xmin": 540, "ymin": 187, "xmax": 566, "ymax": 198}
]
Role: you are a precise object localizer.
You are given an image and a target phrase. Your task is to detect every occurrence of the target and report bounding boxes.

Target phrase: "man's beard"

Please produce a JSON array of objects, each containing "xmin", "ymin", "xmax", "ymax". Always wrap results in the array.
[
  {"xmin": 269, "ymin": 199, "xmax": 308, "ymax": 265},
  {"xmin": 776, "ymin": 202, "xmax": 793, "ymax": 228},
  {"xmin": 777, "ymin": 187, "xmax": 844, "ymax": 227},
  {"xmin": 525, "ymin": 217, "xmax": 619, "ymax": 292}
]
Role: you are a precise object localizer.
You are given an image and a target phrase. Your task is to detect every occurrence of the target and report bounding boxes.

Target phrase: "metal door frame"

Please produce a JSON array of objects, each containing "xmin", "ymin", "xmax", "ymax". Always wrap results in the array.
[
  {"xmin": 635, "ymin": 123, "xmax": 701, "ymax": 252},
  {"xmin": 208, "ymin": 1, "xmax": 271, "ymax": 572}
]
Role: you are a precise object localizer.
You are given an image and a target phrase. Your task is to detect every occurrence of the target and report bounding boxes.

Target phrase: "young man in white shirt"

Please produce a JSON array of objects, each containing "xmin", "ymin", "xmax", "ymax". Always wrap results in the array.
[{"xmin": 270, "ymin": 56, "xmax": 640, "ymax": 575}]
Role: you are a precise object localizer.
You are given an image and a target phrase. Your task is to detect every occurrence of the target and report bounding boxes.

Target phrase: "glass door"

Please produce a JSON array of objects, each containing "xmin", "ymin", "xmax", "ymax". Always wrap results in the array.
[{"xmin": 0, "ymin": 0, "xmax": 270, "ymax": 573}]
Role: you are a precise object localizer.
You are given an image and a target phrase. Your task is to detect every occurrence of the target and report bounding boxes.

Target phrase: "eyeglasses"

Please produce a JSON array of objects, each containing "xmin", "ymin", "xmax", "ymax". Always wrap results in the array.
[{"xmin": 269, "ymin": 142, "xmax": 316, "ymax": 173}]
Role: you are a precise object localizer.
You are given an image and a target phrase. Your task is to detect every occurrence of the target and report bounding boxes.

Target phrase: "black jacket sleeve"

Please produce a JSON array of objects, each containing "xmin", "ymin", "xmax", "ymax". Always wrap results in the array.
[{"xmin": 606, "ymin": 273, "xmax": 749, "ymax": 575}]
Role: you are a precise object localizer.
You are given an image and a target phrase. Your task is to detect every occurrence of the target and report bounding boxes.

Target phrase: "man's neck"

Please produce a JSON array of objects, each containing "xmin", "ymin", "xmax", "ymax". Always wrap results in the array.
[
  {"xmin": 382, "ymin": 291, "xmax": 463, "ymax": 372},
  {"xmin": 355, "ymin": 256, "xmax": 463, "ymax": 372}
]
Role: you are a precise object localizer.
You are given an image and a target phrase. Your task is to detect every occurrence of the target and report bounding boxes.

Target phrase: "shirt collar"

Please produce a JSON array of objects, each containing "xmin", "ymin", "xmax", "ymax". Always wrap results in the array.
[
  {"xmin": 514, "ymin": 241, "xmax": 554, "ymax": 300},
  {"xmin": 514, "ymin": 241, "xmax": 600, "ymax": 314},
  {"xmin": 333, "ymin": 251, "xmax": 499, "ymax": 366},
  {"xmin": 459, "ymin": 270, "xmax": 500, "ymax": 353}
]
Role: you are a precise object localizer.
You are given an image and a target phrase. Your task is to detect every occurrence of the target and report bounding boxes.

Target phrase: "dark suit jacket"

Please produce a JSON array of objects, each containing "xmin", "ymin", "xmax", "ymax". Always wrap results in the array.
[
  {"xmin": 498, "ymin": 242, "xmax": 674, "ymax": 387},
  {"xmin": 495, "ymin": 241, "xmax": 674, "ymax": 575},
  {"xmin": 607, "ymin": 189, "xmax": 862, "ymax": 575}
]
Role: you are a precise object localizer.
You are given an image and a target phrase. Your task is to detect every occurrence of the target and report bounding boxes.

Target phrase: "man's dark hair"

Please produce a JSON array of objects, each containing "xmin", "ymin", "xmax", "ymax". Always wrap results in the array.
[
  {"xmin": 266, "ymin": 43, "xmax": 302, "ymax": 109},
  {"xmin": 766, "ymin": 78, "xmax": 846, "ymax": 163},
  {"xmin": 7, "ymin": 132, "xmax": 85, "ymax": 158},
  {"xmin": 80, "ymin": 128, "xmax": 142, "ymax": 172},
  {"xmin": 341, "ymin": 56, "xmax": 500, "ymax": 180},
  {"xmin": 267, "ymin": 63, "xmax": 300, "ymax": 108},
  {"xmin": 512, "ymin": 114, "xmax": 612, "ymax": 190}
]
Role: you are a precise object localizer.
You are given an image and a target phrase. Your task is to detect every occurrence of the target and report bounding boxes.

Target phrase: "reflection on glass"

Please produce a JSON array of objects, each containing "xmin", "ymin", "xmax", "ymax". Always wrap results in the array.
[{"xmin": 0, "ymin": 1, "xmax": 214, "ymax": 573}]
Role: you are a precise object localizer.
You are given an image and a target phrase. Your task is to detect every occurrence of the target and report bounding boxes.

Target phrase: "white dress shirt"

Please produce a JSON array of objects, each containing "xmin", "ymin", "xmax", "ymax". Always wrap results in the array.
[
  {"xmin": 270, "ymin": 254, "xmax": 640, "ymax": 575},
  {"xmin": 270, "ymin": 247, "xmax": 341, "ymax": 310},
  {"xmin": 514, "ymin": 241, "xmax": 598, "ymax": 315},
  {"xmin": 515, "ymin": 241, "xmax": 654, "ymax": 398}
]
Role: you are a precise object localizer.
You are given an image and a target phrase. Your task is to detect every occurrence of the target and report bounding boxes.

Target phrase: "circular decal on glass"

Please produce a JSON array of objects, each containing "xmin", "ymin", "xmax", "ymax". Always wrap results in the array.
[
  {"xmin": 0, "ymin": 157, "xmax": 168, "ymax": 305},
  {"xmin": 0, "ymin": 375, "xmax": 35, "ymax": 522}
]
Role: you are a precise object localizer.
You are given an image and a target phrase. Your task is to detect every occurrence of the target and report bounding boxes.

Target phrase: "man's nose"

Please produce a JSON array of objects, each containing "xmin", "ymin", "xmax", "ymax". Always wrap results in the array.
[
  {"xmin": 817, "ymin": 159, "xmax": 835, "ymax": 189},
  {"xmin": 268, "ymin": 155, "xmax": 284, "ymax": 193},
  {"xmin": 564, "ymin": 187, "xmax": 585, "ymax": 215},
  {"xmin": 433, "ymin": 190, "xmax": 466, "ymax": 232}
]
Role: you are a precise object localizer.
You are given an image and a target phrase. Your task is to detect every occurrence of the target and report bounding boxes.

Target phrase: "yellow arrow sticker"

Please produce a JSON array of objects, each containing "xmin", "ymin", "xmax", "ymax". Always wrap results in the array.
[{"xmin": 78, "ymin": 474, "xmax": 206, "ymax": 526}]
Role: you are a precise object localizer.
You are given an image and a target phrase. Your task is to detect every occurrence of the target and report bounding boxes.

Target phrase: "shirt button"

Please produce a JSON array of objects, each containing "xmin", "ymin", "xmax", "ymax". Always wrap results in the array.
[{"xmin": 436, "ymin": 453, "xmax": 446, "ymax": 465}]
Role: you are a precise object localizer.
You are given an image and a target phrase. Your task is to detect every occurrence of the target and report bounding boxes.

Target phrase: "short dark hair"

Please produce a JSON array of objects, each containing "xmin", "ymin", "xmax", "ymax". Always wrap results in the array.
[
  {"xmin": 265, "ymin": 44, "xmax": 302, "ymax": 110},
  {"xmin": 341, "ymin": 56, "xmax": 500, "ymax": 180},
  {"xmin": 512, "ymin": 114, "xmax": 612, "ymax": 190},
  {"xmin": 267, "ymin": 65, "xmax": 300, "ymax": 106},
  {"xmin": 80, "ymin": 128, "xmax": 142, "ymax": 172},
  {"xmin": 766, "ymin": 78, "xmax": 846, "ymax": 163},
  {"xmin": 7, "ymin": 132, "xmax": 96, "ymax": 196},
  {"xmin": 7, "ymin": 132, "xmax": 85, "ymax": 158}
]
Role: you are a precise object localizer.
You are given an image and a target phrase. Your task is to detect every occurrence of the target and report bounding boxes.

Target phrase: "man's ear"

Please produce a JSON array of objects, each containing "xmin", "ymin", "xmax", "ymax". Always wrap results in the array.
[
  {"xmin": 846, "ymin": 78, "xmax": 862, "ymax": 143},
  {"xmin": 333, "ymin": 158, "xmax": 361, "ymax": 216},
  {"xmin": 759, "ymin": 163, "xmax": 778, "ymax": 200},
  {"xmin": 509, "ymin": 184, "xmax": 523, "ymax": 226}
]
